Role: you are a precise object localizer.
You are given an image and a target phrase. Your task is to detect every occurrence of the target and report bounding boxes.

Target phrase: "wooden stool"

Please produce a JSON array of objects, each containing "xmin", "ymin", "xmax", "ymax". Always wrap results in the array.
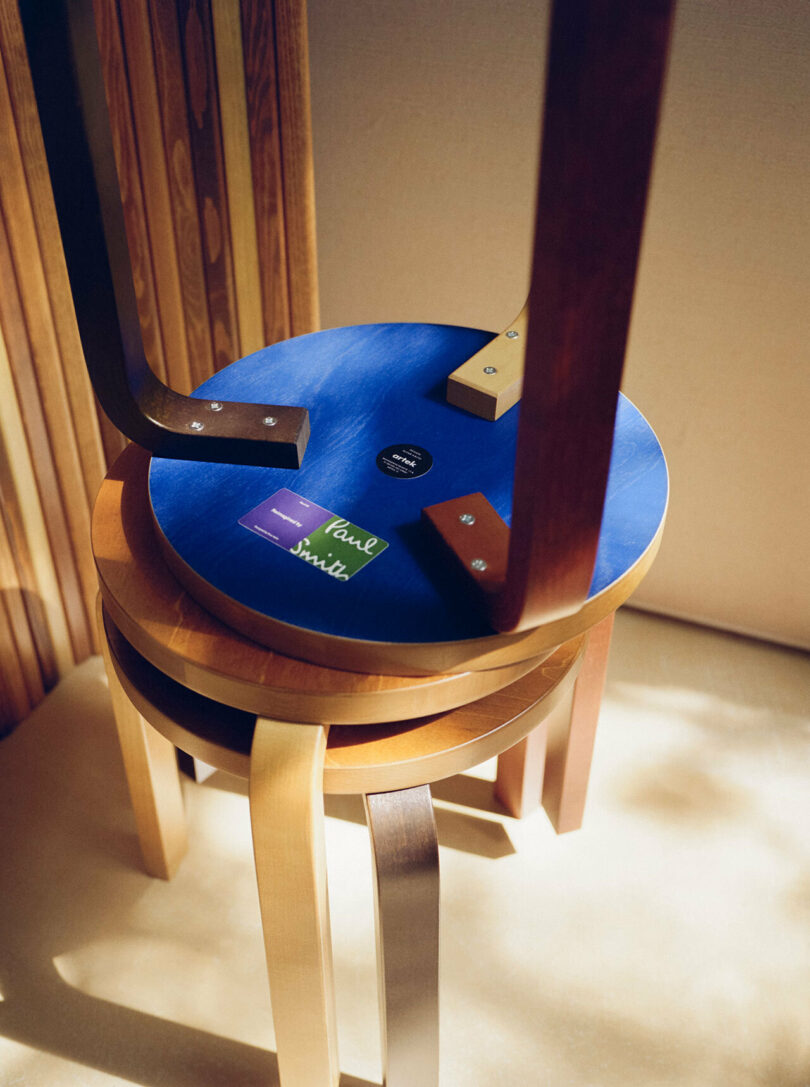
[{"xmin": 94, "ymin": 447, "xmax": 594, "ymax": 1086}]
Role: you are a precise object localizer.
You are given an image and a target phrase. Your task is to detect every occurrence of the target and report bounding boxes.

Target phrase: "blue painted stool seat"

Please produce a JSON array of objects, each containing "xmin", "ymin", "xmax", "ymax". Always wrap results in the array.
[{"xmin": 149, "ymin": 323, "xmax": 667, "ymax": 672}]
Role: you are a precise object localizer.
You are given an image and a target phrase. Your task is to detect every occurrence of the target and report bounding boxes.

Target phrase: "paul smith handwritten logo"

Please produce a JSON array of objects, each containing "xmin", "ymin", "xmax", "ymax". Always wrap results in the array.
[{"xmin": 239, "ymin": 491, "xmax": 388, "ymax": 581}]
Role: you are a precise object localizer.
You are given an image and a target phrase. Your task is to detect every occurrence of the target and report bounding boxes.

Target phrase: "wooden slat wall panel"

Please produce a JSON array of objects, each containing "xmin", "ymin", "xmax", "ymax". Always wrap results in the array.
[
  {"xmin": 145, "ymin": 0, "xmax": 217, "ymax": 388},
  {"xmin": 273, "ymin": 0, "xmax": 319, "ymax": 335},
  {"xmin": 0, "ymin": 318, "xmax": 73, "ymax": 684},
  {"xmin": 177, "ymin": 0, "xmax": 240, "ymax": 372},
  {"xmin": 0, "ymin": 3, "xmax": 107, "ymax": 508},
  {"xmin": 0, "ymin": 0, "xmax": 316, "ymax": 731},
  {"xmin": 114, "ymin": 0, "xmax": 195, "ymax": 394},
  {"xmin": 0, "ymin": 436, "xmax": 51, "ymax": 704},
  {"xmin": 211, "ymin": 0, "xmax": 265, "ymax": 357},
  {"xmin": 93, "ymin": 0, "xmax": 168, "ymax": 392},
  {"xmin": 240, "ymin": 0, "xmax": 291, "ymax": 345},
  {"xmin": 0, "ymin": 41, "xmax": 96, "ymax": 657}
]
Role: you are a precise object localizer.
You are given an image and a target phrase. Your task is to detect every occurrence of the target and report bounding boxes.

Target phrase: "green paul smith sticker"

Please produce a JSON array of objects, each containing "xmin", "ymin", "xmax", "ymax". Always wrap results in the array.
[{"xmin": 239, "ymin": 489, "xmax": 388, "ymax": 581}]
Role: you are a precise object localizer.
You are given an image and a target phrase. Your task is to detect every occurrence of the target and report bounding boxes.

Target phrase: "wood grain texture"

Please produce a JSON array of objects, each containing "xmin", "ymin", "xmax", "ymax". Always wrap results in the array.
[
  {"xmin": 211, "ymin": 0, "xmax": 265, "ymax": 357},
  {"xmin": 0, "ymin": 466, "xmax": 46, "ymax": 710},
  {"xmin": 176, "ymin": 0, "xmax": 239, "ymax": 372},
  {"xmin": 0, "ymin": 42, "xmax": 96, "ymax": 657},
  {"xmin": 0, "ymin": 203, "xmax": 91, "ymax": 664},
  {"xmin": 149, "ymin": 323, "xmax": 667, "ymax": 673},
  {"xmin": 0, "ymin": 317, "xmax": 72, "ymax": 679},
  {"xmin": 0, "ymin": 564, "xmax": 32, "ymax": 727},
  {"xmin": 0, "ymin": 0, "xmax": 106, "ymax": 506},
  {"xmin": 272, "ymin": 0, "xmax": 319, "ymax": 335},
  {"xmin": 491, "ymin": 0, "xmax": 675, "ymax": 633},
  {"xmin": 249, "ymin": 717, "xmax": 339, "ymax": 1087},
  {"xmin": 102, "ymin": 604, "xmax": 584, "ymax": 795},
  {"xmin": 542, "ymin": 611, "xmax": 614, "ymax": 833},
  {"xmin": 95, "ymin": 444, "xmax": 548, "ymax": 724},
  {"xmin": 99, "ymin": 596, "xmax": 189, "ymax": 879},
  {"xmin": 147, "ymin": 0, "xmax": 216, "ymax": 388},
  {"xmin": 239, "ymin": 0, "xmax": 290, "ymax": 345},
  {"xmin": 94, "ymin": 0, "xmax": 167, "ymax": 392},
  {"xmin": 446, "ymin": 302, "xmax": 529, "ymax": 421},
  {"xmin": 365, "ymin": 787, "xmax": 439, "ymax": 1087},
  {"xmin": 116, "ymin": 0, "xmax": 194, "ymax": 393}
]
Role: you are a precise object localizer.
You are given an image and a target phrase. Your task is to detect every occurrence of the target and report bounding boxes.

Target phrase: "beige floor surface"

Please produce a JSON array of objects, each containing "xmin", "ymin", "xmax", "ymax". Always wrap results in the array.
[{"xmin": 0, "ymin": 609, "xmax": 808, "ymax": 1086}]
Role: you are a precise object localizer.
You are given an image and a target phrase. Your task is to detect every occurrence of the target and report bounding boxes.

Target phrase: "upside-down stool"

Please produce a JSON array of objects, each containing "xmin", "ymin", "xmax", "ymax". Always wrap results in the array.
[{"xmin": 26, "ymin": 0, "xmax": 674, "ymax": 1082}]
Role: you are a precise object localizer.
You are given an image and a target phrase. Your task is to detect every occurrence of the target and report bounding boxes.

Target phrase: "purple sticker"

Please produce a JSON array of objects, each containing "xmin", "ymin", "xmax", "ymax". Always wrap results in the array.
[{"xmin": 239, "ymin": 488, "xmax": 331, "ymax": 550}]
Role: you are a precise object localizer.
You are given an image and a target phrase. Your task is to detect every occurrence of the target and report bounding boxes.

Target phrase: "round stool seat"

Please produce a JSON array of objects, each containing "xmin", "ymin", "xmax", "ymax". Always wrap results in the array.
[
  {"xmin": 102, "ymin": 606, "xmax": 584, "ymax": 795},
  {"xmin": 94, "ymin": 444, "xmax": 553, "ymax": 724},
  {"xmin": 147, "ymin": 322, "xmax": 668, "ymax": 674}
]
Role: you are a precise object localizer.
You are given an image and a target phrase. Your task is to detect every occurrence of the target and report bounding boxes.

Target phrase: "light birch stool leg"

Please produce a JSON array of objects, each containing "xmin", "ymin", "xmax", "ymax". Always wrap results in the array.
[
  {"xmin": 249, "ymin": 718, "xmax": 339, "ymax": 1087},
  {"xmin": 99, "ymin": 611, "xmax": 188, "ymax": 880},
  {"xmin": 364, "ymin": 786, "xmax": 439, "ymax": 1087},
  {"xmin": 542, "ymin": 612, "xmax": 615, "ymax": 833}
]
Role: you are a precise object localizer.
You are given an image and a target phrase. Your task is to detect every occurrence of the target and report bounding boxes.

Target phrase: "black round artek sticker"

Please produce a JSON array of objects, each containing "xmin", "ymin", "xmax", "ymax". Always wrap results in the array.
[{"xmin": 376, "ymin": 443, "xmax": 433, "ymax": 479}]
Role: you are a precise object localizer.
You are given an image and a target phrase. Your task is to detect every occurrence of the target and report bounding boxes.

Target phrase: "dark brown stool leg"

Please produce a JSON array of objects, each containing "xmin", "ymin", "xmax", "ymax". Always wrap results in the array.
[{"xmin": 364, "ymin": 786, "xmax": 439, "ymax": 1087}]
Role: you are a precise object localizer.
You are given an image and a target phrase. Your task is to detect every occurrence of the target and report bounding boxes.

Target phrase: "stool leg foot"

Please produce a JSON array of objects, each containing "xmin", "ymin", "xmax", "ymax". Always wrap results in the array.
[
  {"xmin": 99, "ymin": 607, "xmax": 187, "ymax": 879},
  {"xmin": 250, "ymin": 718, "xmax": 339, "ymax": 1087},
  {"xmin": 543, "ymin": 612, "xmax": 615, "ymax": 833},
  {"xmin": 365, "ymin": 785, "xmax": 439, "ymax": 1087}
]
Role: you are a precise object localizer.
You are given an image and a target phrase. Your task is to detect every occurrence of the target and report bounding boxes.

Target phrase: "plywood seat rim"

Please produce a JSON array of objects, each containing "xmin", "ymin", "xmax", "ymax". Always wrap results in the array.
[
  {"xmin": 102, "ymin": 604, "xmax": 585, "ymax": 795},
  {"xmin": 93, "ymin": 444, "xmax": 549, "ymax": 724}
]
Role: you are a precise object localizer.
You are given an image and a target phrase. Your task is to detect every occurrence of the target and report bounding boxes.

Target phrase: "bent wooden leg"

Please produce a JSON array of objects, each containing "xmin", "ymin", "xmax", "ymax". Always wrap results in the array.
[
  {"xmin": 250, "ymin": 718, "xmax": 338, "ymax": 1087},
  {"xmin": 364, "ymin": 786, "xmax": 439, "ymax": 1087},
  {"xmin": 543, "ymin": 612, "xmax": 615, "ymax": 833},
  {"xmin": 99, "ymin": 613, "xmax": 188, "ymax": 879}
]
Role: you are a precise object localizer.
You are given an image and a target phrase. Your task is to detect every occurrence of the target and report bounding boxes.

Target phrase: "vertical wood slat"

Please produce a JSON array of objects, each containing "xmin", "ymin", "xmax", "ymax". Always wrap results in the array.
[
  {"xmin": 211, "ymin": 0, "xmax": 265, "ymax": 358},
  {"xmin": 176, "ymin": 0, "xmax": 240, "ymax": 372},
  {"xmin": 93, "ymin": 0, "xmax": 167, "ymax": 394},
  {"xmin": 240, "ymin": 0, "xmax": 291, "ymax": 346},
  {"xmin": 0, "ymin": 2, "xmax": 106, "ymax": 509},
  {"xmin": 115, "ymin": 0, "xmax": 194, "ymax": 394},
  {"xmin": 146, "ymin": 0, "xmax": 216, "ymax": 388},
  {"xmin": 0, "ymin": 39, "xmax": 96, "ymax": 659},
  {"xmin": 0, "ymin": 448, "xmax": 49, "ymax": 707},
  {"xmin": 0, "ymin": 0, "xmax": 316, "ymax": 729},
  {"xmin": 273, "ymin": 0, "xmax": 319, "ymax": 335},
  {"xmin": 0, "ymin": 513, "xmax": 36, "ymax": 726},
  {"xmin": 0, "ymin": 317, "xmax": 72, "ymax": 684}
]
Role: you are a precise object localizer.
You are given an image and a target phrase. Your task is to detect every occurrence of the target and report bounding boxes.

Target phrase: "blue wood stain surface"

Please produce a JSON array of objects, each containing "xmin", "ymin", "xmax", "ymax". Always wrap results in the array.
[{"xmin": 149, "ymin": 323, "xmax": 668, "ymax": 644}]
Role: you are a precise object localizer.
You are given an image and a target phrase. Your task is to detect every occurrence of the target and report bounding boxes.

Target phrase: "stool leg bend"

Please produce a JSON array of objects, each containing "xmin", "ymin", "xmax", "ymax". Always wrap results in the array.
[{"xmin": 365, "ymin": 786, "xmax": 440, "ymax": 1087}]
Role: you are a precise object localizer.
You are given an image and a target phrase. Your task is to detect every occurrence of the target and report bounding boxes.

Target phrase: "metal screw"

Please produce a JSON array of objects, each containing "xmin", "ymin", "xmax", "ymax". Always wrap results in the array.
[
  {"xmin": 208, "ymin": 401, "xmax": 224, "ymax": 411},
  {"xmin": 189, "ymin": 420, "xmax": 204, "ymax": 431},
  {"xmin": 506, "ymin": 329, "xmax": 519, "ymax": 339},
  {"xmin": 471, "ymin": 558, "xmax": 488, "ymax": 571},
  {"xmin": 262, "ymin": 416, "xmax": 278, "ymax": 427},
  {"xmin": 459, "ymin": 513, "xmax": 476, "ymax": 526},
  {"xmin": 483, "ymin": 366, "xmax": 497, "ymax": 375}
]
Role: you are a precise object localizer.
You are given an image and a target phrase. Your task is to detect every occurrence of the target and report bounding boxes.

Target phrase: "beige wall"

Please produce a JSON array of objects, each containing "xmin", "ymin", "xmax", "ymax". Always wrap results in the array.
[{"xmin": 308, "ymin": 0, "xmax": 810, "ymax": 651}]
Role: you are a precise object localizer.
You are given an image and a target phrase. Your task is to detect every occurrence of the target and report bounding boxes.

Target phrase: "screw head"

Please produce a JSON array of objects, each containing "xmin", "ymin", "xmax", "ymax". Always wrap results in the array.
[
  {"xmin": 189, "ymin": 420, "xmax": 204, "ymax": 431},
  {"xmin": 506, "ymin": 329, "xmax": 519, "ymax": 339},
  {"xmin": 208, "ymin": 401, "xmax": 224, "ymax": 411},
  {"xmin": 471, "ymin": 558, "xmax": 488, "ymax": 571},
  {"xmin": 459, "ymin": 513, "xmax": 476, "ymax": 526},
  {"xmin": 483, "ymin": 366, "xmax": 497, "ymax": 375},
  {"xmin": 262, "ymin": 416, "xmax": 278, "ymax": 427}
]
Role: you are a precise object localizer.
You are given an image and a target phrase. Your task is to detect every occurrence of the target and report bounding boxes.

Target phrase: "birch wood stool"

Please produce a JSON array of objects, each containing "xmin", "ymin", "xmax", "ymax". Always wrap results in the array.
[{"xmin": 92, "ymin": 440, "xmax": 664, "ymax": 1087}]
